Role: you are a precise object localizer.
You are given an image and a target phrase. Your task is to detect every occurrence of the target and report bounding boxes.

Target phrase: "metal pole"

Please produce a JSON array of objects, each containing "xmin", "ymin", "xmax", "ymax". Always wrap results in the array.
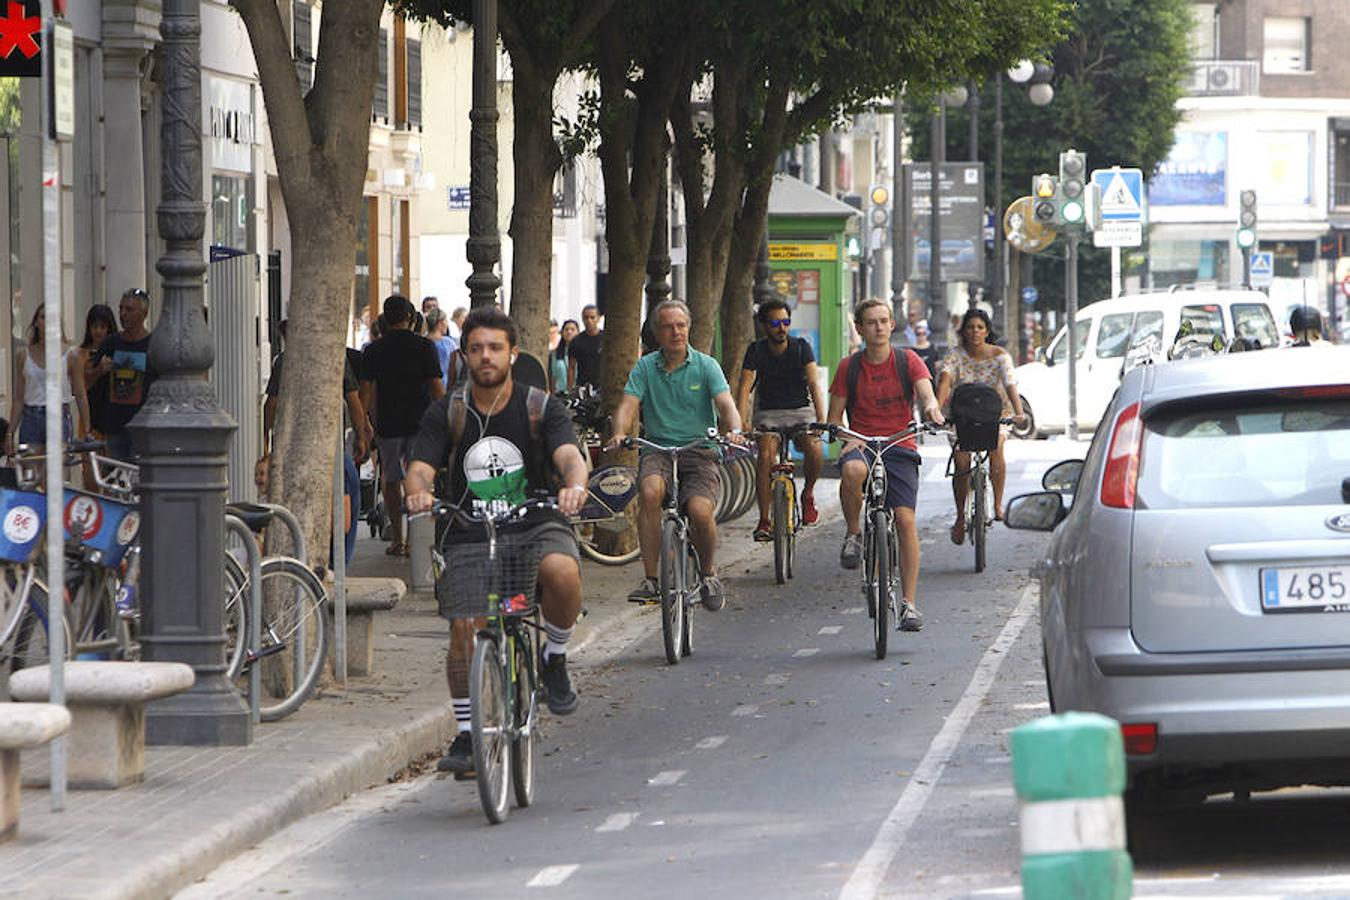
[
  {"xmin": 994, "ymin": 76, "xmax": 1012, "ymax": 359},
  {"xmin": 466, "ymin": 0, "xmax": 501, "ymax": 309},
  {"xmin": 1111, "ymin": 246, "xmax": 1122, "ymax": 298},
  {"xmin": 890, "ymin": 92, "xmax": 905, "ymax": 323},
  {"xmin": 40, "ymin": 0, "xmax": 66, "ymax": 810},
  {"xmin": 135, "ymin": 0, "xmax": 250, "ymax": 746},
  {"xmin": 1242, "ymin": 245, "xmax": 1252, "ymax": 289},
  {"xmin": 929, "ymin": 105, "xmax": 944, "ymax": 345},
  {"xmin": 1066, "ymin": 233, "xmax": 1080, "ymax": 442},
  {"xmin": 332, "ymin": 429, "xmax": 347, "ymax": 685}
]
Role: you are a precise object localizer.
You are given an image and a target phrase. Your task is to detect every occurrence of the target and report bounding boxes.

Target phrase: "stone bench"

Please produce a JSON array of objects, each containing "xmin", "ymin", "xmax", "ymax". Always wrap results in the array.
[
  {"xmin": 8, "ymin": 662, "xmax": 194, "ymax": 789},
  {"xmin": 0, "ymin": 703, "xmax": 70, "ymax": 841},
  {"xmin": 325, "ymin": 576, "xmax": 405, "ymax": 677}
]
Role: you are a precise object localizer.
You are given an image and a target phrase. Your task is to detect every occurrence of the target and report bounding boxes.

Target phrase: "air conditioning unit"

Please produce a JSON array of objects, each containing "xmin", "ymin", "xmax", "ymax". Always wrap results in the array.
[{"xmin": 1206, "ymin": 63, "xmax": 1242, "ymax": 93}]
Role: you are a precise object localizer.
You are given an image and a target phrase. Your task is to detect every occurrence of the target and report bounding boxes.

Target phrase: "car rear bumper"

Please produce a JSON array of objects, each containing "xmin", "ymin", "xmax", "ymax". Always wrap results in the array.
[{"xmin": 1081, "ymin": 627, "xmax": 1350, "ymax": 770}]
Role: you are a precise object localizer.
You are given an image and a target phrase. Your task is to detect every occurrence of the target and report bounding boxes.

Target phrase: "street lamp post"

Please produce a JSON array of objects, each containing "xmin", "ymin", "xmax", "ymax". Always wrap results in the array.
[
  {"xmin": 466, "ymin": 0, "xmax": 501, "ymax": 309},
  {"xmin": 890, "ymin": 92, "xmax": 904, "ymax": 324},
  {"xmin": 928, "ymin": 86, "xmax": 966, "ymax": 350},
  {"xmin": 133, "ymin": 0, "xmax": 250, "ymax": 746}
]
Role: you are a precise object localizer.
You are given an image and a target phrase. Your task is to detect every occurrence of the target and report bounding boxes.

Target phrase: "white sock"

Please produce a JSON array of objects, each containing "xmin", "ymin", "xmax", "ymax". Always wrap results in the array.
[
  {"xmin": 452, "ymin": 698, "xmax": 471, "ymax": 733},
  {"xmin": 542, "ymin": 619, "xmax": 574, "ymax": 662}
]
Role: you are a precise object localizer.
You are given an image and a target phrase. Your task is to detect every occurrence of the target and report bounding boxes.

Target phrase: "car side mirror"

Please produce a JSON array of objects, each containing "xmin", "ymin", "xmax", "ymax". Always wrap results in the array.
[
  {"xmin": 1005, "ymin": 492, "xmax": 1067, "ymax": 531},
  {"xmin": 1342, "ymin": 477, "xmax": 1350, "ymax": 504},
  {"xmin": 1042, "ymin": 459, "xmax": 1084, "ymax": 494},
  {"xmin": 1042, "ymin": 348, "xmax": 1054, "ymax": 367}
]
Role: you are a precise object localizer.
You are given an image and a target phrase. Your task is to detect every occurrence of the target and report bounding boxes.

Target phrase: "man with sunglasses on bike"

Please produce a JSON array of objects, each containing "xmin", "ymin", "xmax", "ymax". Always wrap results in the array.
[
  {"xmin": 828, "ymin": 299, "xmax": 943, "ymax": 632},
  {"xmin": 734, "ymin": 298, "xmax": 826, "ymax": 542},
  {"xmin": 404, "ymin": 307, "xmax": 589, "ymax": 779}
]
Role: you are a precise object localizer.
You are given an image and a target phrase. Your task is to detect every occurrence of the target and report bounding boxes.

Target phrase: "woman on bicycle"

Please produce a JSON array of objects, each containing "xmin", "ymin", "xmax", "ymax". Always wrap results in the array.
[
  {"xmin": 8, "ymin": 305, "xmax": 90, "ymax": 455},
  {"xmin": 935, "ymin": 308, "xmax": 1025, "ymax": 543}
]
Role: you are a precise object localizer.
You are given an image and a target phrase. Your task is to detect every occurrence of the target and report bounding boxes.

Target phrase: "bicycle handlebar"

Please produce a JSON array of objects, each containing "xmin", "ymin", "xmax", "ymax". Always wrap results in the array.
[
  {"xmin": 820, "ymin": 420, "xmax": 940, "ymax": 446},
  {"xmin": 408, "ymin": 495, "xmax": 560, "ymax": 527},
  {"xmin": 620, "ymin": 428, "xmax": 742, "ymax": 455}
]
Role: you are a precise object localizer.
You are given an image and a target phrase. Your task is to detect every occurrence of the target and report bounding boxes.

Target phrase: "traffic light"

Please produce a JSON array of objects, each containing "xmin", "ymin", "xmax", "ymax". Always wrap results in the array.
[
  {"xmin": 1058, "ymin": 149, "xmax": 1087, "ymax": 226},
  {"xmin": 868, "ymin": 184, "xmax": 890, "ymax": 247},
  {"xmin": 1032, "ymin": 174, "xmax": 1058, "ymax": 226},
  {"xmin": 1237, "ymin": 189, "xmax": 1257, "ymax": 249}
]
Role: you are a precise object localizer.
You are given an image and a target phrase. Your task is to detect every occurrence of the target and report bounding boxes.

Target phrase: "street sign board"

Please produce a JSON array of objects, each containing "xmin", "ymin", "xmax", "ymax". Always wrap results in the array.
[
  {"xmin": 1003, "ymin": 196, "xmax": 1056, "ymax": 254},
  {"xmin": 1021, "ymin": 286, "xmax": 1038, "ymax": 305},
  {"xmin": 1249, "ymin": 250, "xmax": 1274, "ymax": 288},
  {"xmin": 447, "ymin": 186, "xmax": 471, "ymax": 210},
  {"xmin": 1090, "ymin": 167, "xmax": 1144, "ymax": 248},
  {"xmin": 904, "ymin": 162, "xmax": 985, "ymax": 281}
]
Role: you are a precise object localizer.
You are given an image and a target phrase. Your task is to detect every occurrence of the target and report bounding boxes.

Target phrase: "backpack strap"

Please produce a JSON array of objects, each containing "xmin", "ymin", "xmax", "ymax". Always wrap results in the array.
[
  {"xmin": 845, "ymin": 348, "xmax": 913, "ymax": 415},
  {"xmin": 445, "ymin": 382, "xmax": 470, "ymax": 480}
]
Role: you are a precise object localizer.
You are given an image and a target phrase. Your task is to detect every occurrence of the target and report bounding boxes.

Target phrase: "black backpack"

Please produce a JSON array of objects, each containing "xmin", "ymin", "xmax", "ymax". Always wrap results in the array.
[
  {"xmin": 949, "ymin": 382, "xmax": 1003, "ymax": 451},
  {"xmin": 844, "ymin": 347, "xmax": 915, "ymax": 414}
]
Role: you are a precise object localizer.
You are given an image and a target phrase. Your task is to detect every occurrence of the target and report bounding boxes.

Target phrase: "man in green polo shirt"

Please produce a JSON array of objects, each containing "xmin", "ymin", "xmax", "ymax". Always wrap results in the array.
[{"xmin": 608, "ymin": 299, "xmax": 746, "ymax": 610}]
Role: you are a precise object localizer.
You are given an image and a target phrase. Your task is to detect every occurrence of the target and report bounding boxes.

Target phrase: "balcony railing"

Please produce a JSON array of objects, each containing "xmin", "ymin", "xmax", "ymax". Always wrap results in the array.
[{"xmin": 1184, "ymin": 60, "xmax": 1260, "ymax": 97}]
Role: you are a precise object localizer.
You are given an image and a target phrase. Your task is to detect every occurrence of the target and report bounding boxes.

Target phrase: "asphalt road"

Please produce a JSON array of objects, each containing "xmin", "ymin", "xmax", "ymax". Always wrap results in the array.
[{"xmin": 180, "ymin": 440, "xmax": 1350, "ymax": 899}]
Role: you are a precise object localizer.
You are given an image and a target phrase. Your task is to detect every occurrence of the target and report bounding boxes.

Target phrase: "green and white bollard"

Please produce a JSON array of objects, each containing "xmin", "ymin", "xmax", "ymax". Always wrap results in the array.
[{"xmin": 1011, "ymin": 712, "xmax": 1133, "ymax": 899}]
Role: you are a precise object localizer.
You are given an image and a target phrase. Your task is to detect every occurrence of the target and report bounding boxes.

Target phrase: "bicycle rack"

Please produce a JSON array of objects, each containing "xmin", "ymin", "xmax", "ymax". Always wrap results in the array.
[
  {"xmin": 252, "ymin": 502, "xmax": 311, "ymax": 694},
  {"xmin": 224, "ymin": 514, "xmax": 263, "ymax": 725}
]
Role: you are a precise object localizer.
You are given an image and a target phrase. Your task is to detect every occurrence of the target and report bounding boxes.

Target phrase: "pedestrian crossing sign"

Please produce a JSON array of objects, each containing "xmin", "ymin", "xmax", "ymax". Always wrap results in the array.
[{"xmin": 1091, "ymin": 168, "xmax": 1143, "ymax": 222}]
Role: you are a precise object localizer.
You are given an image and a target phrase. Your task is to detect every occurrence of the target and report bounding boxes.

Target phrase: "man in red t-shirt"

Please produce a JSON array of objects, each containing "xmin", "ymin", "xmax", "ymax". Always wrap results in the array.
[{"xmin": 827, "ymin": 299, "xmax": 943, "ymax": 631}]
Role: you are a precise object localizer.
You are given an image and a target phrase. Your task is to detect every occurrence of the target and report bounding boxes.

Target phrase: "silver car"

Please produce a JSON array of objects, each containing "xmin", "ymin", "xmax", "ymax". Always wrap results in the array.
[{"xmin": 1007, "ymin": 346, "xmax": 1350, "ymax": 803}]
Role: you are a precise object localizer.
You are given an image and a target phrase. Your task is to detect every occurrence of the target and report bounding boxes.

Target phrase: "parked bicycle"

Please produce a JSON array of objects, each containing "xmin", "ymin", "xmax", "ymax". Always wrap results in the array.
[
  {"xmin": 746, "ymin": 424, "xmax": 820, "ymax": 585},
  {"xmin": 222, "ymin": 502, "xmax": 330, "ymax": 722},
  {"xmin": 561, "ymin": 385, "xmax": 640, "ymax": 566},
  {"xmin": 821, "ymin": 421, "xmax": 938, "ymax": 659},
  {"xmin": 418, "ymin": 495, "xmax": 555, "ymax": 824}
]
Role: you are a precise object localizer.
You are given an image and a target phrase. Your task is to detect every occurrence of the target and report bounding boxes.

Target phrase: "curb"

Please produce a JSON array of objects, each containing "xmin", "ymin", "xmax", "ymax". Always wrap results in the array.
[{"xmin": 98, "ymin": 704, "xmax": 454, "ymax": 900}]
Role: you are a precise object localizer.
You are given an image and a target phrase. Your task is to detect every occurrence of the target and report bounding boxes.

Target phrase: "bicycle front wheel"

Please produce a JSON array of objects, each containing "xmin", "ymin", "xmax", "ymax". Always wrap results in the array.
[
  {"xmin": 659, "ymin": 518, "xmax": 684, "ymax": 665},
  {"xmin": 871, "ymin": 511, "xmax": 891, "ymax": 660},
  {"xmin": 772, "ymin": 479, "xmax": 789, "ymax": 586},
  {"xmin": 471, "ymin": 634, "xmax": 511, "ymax": 824},
  {"xmin": 69, "ymin": 567, "xmax": 132, "ymax": 660},
  {"xmin": 3, "ymin": 581, "xmax": 73, "ymax": 676},
  {"xmin": 972, "ymin": 466, "xmax": 988, "ymax": 574},
  {"xmin": 510, "ymin": 627, "xmax": 537, "ymax": 809},
  {"xmin": 234, "ymin": 557, "xmax": 330, "ymax": 722},
  {"xmin": 222, "ymin": 552, "xmax": 249, "ymax": 681}
]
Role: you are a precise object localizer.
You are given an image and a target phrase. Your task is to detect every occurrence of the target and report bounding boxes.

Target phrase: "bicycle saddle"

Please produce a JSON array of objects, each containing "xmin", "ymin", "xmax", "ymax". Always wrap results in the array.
[{"xmin": 225, "ymin": 502, "xmax": 274, "ymax": 533}]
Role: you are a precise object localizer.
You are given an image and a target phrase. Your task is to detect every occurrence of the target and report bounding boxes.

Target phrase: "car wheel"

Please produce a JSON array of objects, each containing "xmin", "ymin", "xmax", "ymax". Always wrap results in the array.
[{"xmin": 1012, "ymin": 399, "xmax": 1038, "ymax": 440}]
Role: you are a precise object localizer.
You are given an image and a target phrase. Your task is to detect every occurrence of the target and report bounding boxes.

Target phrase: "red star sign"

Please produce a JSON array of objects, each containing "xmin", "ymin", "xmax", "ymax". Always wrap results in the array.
[{"xmin": 0, "ymin": 2, "xmax": 40, "ymax": 60}]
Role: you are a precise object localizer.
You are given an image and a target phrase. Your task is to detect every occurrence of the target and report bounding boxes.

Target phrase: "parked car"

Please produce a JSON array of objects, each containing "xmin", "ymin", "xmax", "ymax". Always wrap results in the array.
[
  {"xmin": 1013, "ymin": 287, "xmax": 1281, "ymax": 438},
  {"xmin": 1007, "ymin": 346, "xmax": 1350, "ymax": 808}
]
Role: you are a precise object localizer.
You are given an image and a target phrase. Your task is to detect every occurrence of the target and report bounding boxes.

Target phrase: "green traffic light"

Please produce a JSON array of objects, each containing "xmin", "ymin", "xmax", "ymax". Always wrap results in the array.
[
  {"xmin": 1236, "ymin": 227, "xmax": 1256, "ymax": 249},
  {"xmin": 1061, "ymin": 200, "xmax": 1084, "ymax": 224}
]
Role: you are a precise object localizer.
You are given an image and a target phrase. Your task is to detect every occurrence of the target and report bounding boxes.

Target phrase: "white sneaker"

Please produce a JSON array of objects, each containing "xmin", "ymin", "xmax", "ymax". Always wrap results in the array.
[{"xmin": 899, "ymin": 601, "xmax": 923, "ymax": 632}]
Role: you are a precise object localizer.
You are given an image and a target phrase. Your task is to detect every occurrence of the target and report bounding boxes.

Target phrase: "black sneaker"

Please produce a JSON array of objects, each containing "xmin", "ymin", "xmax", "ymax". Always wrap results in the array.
[
  {"xmin": 627, "ymin": 576, "xmax": 660, "ymax": 604},
  {"xmin": 700, "ymin": 575, "xmax": 726, "ymax": 612},
  {"xmin": 540, "ymin": 651, "xmax": 579, "ymax": 715},
  {"xmin": 436, "ymin": 732, "xmax": 475, "ymax": 778}
]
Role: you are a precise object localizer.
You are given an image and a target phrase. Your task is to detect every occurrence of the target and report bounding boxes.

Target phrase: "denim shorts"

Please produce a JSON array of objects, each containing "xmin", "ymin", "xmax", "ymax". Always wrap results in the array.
[
  {"xmin": 18, "ymin": 404, "xmax": 72, "ymax": 446},
  {"xmin": 839, "ymin": 445, "xmax": 921, "ymax": 511}
]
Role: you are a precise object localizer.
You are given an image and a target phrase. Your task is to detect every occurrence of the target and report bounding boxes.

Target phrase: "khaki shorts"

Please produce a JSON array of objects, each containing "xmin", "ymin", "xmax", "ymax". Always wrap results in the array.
[
  {"xmin": 753, "ymin": 406, "xmax": 816, "ymax": 430},
  {"xmin": 638, "ymin": 447, "xmax": 721, "ymax": 507}
]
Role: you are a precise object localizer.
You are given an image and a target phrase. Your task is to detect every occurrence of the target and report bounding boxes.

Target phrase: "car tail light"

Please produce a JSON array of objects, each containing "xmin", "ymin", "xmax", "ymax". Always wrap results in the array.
[
  {"xmin": 1121, "ymin": 722, "xmax": 1158, "ymax": 755},
  {"xmin": 1100, "ymin": 401, "xmax": 1142, "ymax": 509},
  {"xmin": 1275, "ymin": 385, "xmax": 1350, "ymax": 401}
]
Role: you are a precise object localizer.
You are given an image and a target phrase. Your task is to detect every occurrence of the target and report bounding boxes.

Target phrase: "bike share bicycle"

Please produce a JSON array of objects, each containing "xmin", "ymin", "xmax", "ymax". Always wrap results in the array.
[
  {"xmin": 944, "ymin": 383, "xmax": 1014, "ymax": 574},
  {"xmin": 561, "ymin": 385, "xmax": 641, "ymax": 566},
  {"xmin": 821, "ymin": 421, "xmax": 938, "ymax": 659},
  {"xmin": 417, "ymin": 495, "xmax": 556, "ymax": 824}
]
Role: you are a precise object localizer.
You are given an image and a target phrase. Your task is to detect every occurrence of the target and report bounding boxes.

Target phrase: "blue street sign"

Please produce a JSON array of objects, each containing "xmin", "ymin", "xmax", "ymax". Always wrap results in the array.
[
  {"xmin": 1249, "ymin": 250, "xmax": 1274, "ymax": 287},
  {"xmin": 447, "ymin": 186, "xmax": 472, "ymax": 210},
  {"xmin": 1091, "ymin": 168, "xmax": 1144, "ymax": 222},
  {"xmin": 1021, "ymin": 286, "xmax": 1039, "ymax": 305}
]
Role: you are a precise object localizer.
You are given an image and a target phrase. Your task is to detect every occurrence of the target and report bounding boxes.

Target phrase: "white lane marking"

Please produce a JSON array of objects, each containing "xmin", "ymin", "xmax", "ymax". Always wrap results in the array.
[
  {"xmin": 838, "ymin": 583, "xmax": 1038, "ymax": 900},
  {"xmin": 968, "ymin": 787, "xmax": 1015, "ymax": 798},
  {"xmin": 731, "ymin": 704, "xmax": 759, "ymax": 717},
  {"xmin": 647, "ymin": 770, "xmax": 687, "ymax": 787},
  {"xmin": 954, "ymin": 827, "xmax": 1012, "ymax": 838},
  {"xmin": 527, "ymin": 865, "xmax": 579, "ymax": 888},
  {"xmin": 763, "ymin": 673, "xmax": 791, "ymax": 686},
  {"xmin": 819, "ymin": 625, "xmax": 843, "ymax": 634},
  {"xmin": 1013, "ymin": 701, "xmax": 1050, "ymax": 711},
  {"xmin": 596, "ymin": 812, "xmax": 638, "ymax": 833},
  {"xmin": 982, "ymin": 755, "xmax": 1011, "ymax": 765},
  {"xmin": 793, "ymin": 648, "xmax": 819, "ymax": 658},
  {"xmin": 842, "ymin": 606, "xmax": 865, "ymax": 614},
  {"xmin": 695, "ymin": 735, "xmax": 728, "ymax": 750}
]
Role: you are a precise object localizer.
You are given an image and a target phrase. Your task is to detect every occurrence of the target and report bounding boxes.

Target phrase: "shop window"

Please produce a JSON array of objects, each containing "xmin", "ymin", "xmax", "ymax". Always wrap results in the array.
[
  {"xmin": 406, "ymin": 40, "xmax": 422, "ymax": 130},
  {"xmin": 1332, "ymin": 125, "xmax": 1350, "ymax": 208},
  {"xmin": 293, "ymin": 3, "xmax": 313, "ymax": 93},
  {"xmin": 1263, "ymin": 17, "xmax": 1309, "ymax": 73},
  {"xmin": 211, "ymin": 174, "xmax": 253, "ymax": 253}
]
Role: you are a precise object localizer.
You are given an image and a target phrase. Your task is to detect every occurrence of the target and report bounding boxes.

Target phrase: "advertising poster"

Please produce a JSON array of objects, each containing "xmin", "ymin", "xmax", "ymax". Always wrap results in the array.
[{"xmin": 1149, "ymin": 131, "xmax": 1227, "ymax": 206}]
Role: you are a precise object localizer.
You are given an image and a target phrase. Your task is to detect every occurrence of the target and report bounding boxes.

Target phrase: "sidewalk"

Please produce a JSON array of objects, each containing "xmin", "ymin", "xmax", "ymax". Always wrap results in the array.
[{"xmin": 0, "ymin": 495, "xmax": 803, "ymax": 900}]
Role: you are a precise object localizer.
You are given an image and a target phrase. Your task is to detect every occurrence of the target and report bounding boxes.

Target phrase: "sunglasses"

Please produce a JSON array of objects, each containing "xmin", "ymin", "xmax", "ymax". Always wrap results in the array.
[{"xmin": 768, "ymin": 318, "xmax": 791, "ymax": 328}]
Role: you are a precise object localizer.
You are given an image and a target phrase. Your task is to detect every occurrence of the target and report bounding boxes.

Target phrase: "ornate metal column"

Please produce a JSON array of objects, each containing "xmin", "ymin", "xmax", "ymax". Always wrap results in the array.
[
  {"xmin": 466, "ymin": 0, "xmax": 501, "ymax": 309},
  {"xmin": 132, "ymin": 0, "xmax": 250, "ymax": 746}
]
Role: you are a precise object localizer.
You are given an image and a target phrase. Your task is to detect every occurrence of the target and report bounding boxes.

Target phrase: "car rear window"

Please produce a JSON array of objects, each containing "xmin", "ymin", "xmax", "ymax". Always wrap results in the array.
[
  {"xmin": 1232, "ymin": 303, "xmax": 1279, "ymax": 348},
  {"xmin": 1137, "ymin": 398, "xmax": 1350, "ymax": 509}
]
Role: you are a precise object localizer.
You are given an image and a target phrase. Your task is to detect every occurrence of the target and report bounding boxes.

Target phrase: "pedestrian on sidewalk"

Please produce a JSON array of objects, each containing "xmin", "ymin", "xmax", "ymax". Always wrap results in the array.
[
  {"xmin": 7, "ymin": 305, "xmax": 90, "ymax": 455},
  {"xmin": 404, "ymin": 306, "xmax": 590, "ymax": 777},
  {"xmin": 90, "ymin": 288, "xmax": 155, "ymax": 461},
  {"xmin": 360, "ymin": 295, "xmax": 445, "ymax": 557}
]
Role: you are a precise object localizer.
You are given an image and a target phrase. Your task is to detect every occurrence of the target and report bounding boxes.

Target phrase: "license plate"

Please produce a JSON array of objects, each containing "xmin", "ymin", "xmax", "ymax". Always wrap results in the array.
[{"xmin": 1261, "ymin": 566, "xmax": 1350, "ymax": 612}]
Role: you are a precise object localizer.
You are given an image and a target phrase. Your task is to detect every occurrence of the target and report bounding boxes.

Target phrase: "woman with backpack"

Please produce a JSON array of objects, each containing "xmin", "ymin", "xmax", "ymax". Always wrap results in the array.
[{"xmin": 936, "ymin": 308, "xmax": 1026, "ymax": 542}]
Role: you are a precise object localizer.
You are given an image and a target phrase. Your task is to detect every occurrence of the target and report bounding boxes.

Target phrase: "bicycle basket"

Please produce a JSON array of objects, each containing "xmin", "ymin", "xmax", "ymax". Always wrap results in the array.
[
  {"xmin": 436, "ymin": 531, "xmax": 542, "ymax": 619},
  {"xmin": 950, "ymin": 382, "xmax": 1003, "ymax": 452}
]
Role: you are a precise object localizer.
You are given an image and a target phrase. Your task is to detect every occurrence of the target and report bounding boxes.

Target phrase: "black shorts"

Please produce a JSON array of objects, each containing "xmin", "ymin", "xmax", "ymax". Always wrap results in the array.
[{"xmin": 840, "ymin": 446, "xmax": 921, "ymax": 511}]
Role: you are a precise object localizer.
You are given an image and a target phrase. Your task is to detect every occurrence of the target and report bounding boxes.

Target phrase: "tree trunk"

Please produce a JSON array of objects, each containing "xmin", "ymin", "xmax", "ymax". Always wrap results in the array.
[
  {"xmin": 504, "ymin": 56, "xmax": 561, "ymax": 365},
  {"xmin": 719, "ymin": 173, "xmax": 772, "ymax": 384}
]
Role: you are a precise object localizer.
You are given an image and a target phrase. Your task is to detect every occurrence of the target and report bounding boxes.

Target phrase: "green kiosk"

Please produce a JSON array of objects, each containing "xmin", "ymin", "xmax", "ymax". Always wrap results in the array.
[{"xmin": 765, "ymin": 175, "xmax": 859, "ymax": 454}]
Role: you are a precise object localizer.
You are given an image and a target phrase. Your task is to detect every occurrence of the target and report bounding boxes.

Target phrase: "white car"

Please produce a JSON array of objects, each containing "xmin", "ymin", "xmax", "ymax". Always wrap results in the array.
[{"xmin": 1014, "ymin": 288, "xmax": 1281, "ymax": 437}]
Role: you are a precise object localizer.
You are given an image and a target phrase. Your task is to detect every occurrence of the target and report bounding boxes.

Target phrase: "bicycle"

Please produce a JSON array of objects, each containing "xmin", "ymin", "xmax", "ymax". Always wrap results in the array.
[
  {"xmin": 821, "ymin": 421, "xmax": 938, "ymax": 660},
  {"xmin": 221, "ymin": 502, "xmax": 330, "ymax": 722},
  {"xmin": 622, "ymin": 430, "xmax": 736, "ymax": 665},
  {"xmin": 945, "ymin": 417, "xmax": 1016, "ymax": 574},
  {"xmin": 746, "ymin": 424, "xmax": 820, "ymax": 586},
  {"xmin": 418, "ymin": 495, "xmax": 555, "ymax": 825},
  {"xmin": 561, "ymin": 386, "xmax": 640, "ymax": 566}
]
